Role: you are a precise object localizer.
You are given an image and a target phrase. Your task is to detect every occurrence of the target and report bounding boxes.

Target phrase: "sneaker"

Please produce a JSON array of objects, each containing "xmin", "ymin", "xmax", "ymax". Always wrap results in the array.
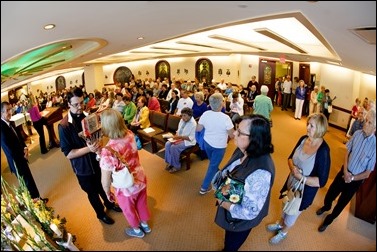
[
  {"xmin": 125, "ymin": 228, "xmax": 145, "ymax": 238},
  {"xmin": 269, "ymin": 231, "xmax": 287, "ymax": 244},
  {"xmin": 266, "ymin": 222, "xmax": 283, "ymax": 232},
  {"xmin": 140, "ymin": 223, "xmax": 151, "ymax": 233},
  {"xmin": 199, "ymin": 187, "xmax": 211, "ymax": 195}
]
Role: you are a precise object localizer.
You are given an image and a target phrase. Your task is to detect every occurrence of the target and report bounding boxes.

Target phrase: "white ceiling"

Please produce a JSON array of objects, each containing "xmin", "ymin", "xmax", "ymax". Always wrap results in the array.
[{"xmin": 1, "ymin": 1, "xmax": 376, "ymax": 90}]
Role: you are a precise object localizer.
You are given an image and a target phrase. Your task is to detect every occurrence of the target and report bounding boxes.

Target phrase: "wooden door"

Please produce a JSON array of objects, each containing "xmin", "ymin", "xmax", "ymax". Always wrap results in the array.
[
  {"xmin": 299, "ymin": 63, "xmax": 311, "ymax": 84},
  {"xmin": 258, "ymin": 59, "xmax": 276, "ymax": 101}
]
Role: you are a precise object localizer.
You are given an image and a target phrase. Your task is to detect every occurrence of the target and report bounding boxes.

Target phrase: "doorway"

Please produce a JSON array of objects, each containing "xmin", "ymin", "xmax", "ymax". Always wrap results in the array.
[{"xmin": 258, "ymin": 58, "xmax": 292, "ymax": 101}]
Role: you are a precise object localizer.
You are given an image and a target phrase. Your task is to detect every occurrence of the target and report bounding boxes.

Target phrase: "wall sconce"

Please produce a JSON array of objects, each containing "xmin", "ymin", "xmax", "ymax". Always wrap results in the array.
[
  {"xmin": 75, "ymin": 80, "xmax": 78, "ymax": 83},
  {"xmin": 184, "ymin": 69, "xmax": 188, "ymax": 75},
  {"xmin": 218, "ymin": 69, "xmax": 222, "ymax": 75},
  {"xmin": 177, "ymin": 69, "xmax": 180, "ymax": 75},
  {"xmin": 105, "ymin": 75, "xmax": 108, "ymax": 79},
  {"xmin": 226, "ymin": 69, "xmax": 231, "ymax": 76},
  {"xmin": 70, "ymin": 81, "xmax": 73, "ymax": 84},
  {"xmin": 50, "ymin": 85, "xmax": 53, "ymax": 89},
  {"xmin": 146, "ymin": 70, "xmax": 149, "ymax": 76},
  {"xmin": 138, "ymin": 71, "xmax": 141, "ymax": 76}
]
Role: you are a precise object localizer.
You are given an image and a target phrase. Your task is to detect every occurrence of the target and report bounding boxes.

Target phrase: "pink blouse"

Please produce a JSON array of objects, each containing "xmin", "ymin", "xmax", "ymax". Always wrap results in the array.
[
  {"xmin": 99, "ymin": 130, "xmax": 146, "ymax": 196},
  {"xmin": 28, "ymin": 105, "xmax": 42, "ymax": 122}
]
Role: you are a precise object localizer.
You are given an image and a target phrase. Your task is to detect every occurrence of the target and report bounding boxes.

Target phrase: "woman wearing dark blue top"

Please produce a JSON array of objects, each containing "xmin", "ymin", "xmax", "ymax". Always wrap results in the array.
[
  {"xmin": 192, "ymin": 91, "xmax": 208, "ymax": 120},
  {"xmin": 267, "ymin": 113, "xmax": 330, "ymax": 244},
  {"xmin": 167, "ymin": 89, "xmax": 179, "ymax": 114}
]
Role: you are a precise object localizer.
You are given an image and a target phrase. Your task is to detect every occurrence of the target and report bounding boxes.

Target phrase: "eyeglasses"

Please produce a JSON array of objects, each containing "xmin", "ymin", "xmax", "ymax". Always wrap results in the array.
[
  {"xmin": 70, "ymin": 100, "xmax": 84, "ymax": 108},
  {"xmin": 237, "ymin": 128, "xmax": 250, "ymax": 137}
]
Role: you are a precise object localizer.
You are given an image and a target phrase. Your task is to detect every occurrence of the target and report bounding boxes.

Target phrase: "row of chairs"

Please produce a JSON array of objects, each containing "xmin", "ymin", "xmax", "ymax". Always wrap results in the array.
[{"xmin": 136, "ymin": 111, "xmax": 201, "ymax": 170}]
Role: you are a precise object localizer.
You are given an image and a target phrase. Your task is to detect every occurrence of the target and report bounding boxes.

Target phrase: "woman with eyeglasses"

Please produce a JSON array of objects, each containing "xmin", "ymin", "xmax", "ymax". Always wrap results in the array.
[{"xmin": 213, "ymin": 114, "xmax": 275, "ymax": 251}]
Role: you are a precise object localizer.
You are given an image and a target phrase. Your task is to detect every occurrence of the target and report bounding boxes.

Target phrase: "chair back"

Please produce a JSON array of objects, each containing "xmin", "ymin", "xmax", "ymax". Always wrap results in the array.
[
  {"xmin": 166, "ymin": 114, "xmax": 181, "ymax": 133},
  {"xmin": 151, "ymin": 111, "xmax": 168, "ymax": 130}
]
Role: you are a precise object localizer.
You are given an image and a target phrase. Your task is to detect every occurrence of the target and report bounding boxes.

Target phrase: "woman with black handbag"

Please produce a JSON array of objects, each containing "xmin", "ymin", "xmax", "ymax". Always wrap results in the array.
[{"xmin": 213, "ymin": 114, "xmax": 275, "ymax": 251}]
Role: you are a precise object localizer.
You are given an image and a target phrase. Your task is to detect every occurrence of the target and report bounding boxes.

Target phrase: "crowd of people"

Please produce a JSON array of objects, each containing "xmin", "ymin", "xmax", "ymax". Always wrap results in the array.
[{"xmin": 1, "ymin": 74, "xmax": 375, "ymax": 250}]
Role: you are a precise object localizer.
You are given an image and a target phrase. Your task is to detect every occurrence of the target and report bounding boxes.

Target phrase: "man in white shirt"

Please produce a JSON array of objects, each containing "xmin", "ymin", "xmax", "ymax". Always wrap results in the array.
[
  {"xmin": 217, "ymin": 79, "xmax": 227, "ymax": 91},
  {"xmin": 166, "ymin": 82, "xmax": 180, "ymax": 101},
  {"xmin": 281, "ymin": 75, "xmax": 292, "ymax": 111},
  {"xmin": 175, "ymin": 90, "xmax": 193, "ymax": 115}
]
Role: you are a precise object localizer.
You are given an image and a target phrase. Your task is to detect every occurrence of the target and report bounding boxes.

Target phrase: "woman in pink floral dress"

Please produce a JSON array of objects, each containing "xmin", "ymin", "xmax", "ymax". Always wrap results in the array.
[{"xmin": 99, "ymin": 109, "xmax": 151, "ymax": 238}]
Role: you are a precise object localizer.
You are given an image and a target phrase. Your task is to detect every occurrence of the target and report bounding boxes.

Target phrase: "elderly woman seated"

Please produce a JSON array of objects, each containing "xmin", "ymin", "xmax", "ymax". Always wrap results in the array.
[{"xmin": 164, "ymin": 107, "xmax": 197, "ymax": 173}]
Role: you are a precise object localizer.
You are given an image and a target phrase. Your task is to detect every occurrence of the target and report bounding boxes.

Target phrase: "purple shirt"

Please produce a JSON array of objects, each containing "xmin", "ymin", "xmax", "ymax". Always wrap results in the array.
[{"xmin": 28, "ymin": 105, "xmax": 42, "ymax": 122}]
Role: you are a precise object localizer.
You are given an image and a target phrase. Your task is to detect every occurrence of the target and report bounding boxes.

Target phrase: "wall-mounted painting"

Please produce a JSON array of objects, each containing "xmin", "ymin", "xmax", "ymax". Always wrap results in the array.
[
  {"xmin": 155, "ymin": 60, "xmax": 170, "ymax": 81},
  {"xmin": 196, "ymin": 58, "xmax": 213, "ymax": 85},
  {"xmin": 56, "ymin": 76, "xmax": 66, "ymax": 92}
]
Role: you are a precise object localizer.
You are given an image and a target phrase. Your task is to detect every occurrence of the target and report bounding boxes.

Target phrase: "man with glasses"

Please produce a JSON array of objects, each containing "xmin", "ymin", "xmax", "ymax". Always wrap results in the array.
[{"xmin": 58, "ymin": 88, "xmax": 122, "ymax": 225}]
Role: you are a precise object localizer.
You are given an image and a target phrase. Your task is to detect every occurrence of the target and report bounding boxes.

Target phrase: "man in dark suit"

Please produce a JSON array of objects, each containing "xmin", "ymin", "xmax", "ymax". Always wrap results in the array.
[{"xmin": 1, "ymin": 101, "xmax": 48, "ymax": 202}]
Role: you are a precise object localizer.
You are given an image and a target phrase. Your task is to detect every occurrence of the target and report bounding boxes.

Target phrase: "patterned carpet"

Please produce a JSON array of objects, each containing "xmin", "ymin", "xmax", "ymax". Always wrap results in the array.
[{"xmin": 1, "ymin": 107, "xmax": 375, "ymax": 251}]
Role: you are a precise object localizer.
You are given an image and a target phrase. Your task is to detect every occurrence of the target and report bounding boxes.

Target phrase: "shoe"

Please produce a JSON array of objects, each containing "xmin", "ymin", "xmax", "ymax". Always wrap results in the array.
[
  {"xmin": 199, "ymin": 187, "xmax": 211, "ymax": 195},
  {"xmin": 125, "ymin": 228, "xmax": 145, "ymax": 238},
  {"xmin": 140, "ymin": 223, "xmax": 152, "ymax": 234},
  {"xmin": 316, "ymin": 207, "xmax": 327, "ymax": 216},
  {"xmin": 266, "ymin": 222, "xmax": 283, "ymax": 232},
  {"xmin": 165, "ymin": 164, "xmax": 173, "ymax": 171},
  {"xmin": 318, "ymin": 224, "xmax": 328, "ymax": 232},
  {"xmin": 98, "ymin": 215, "xmax": 115, "ymax": 225},
  {"xmin": 109, "ymin": 204, "xmax": 122, "ymax": 213},
  {"xmin": 169, "ymin": 167, "xmax": 180, "ymax": 173},
  {"xmin": 269, "ymin": 230, "xmax": 287, "ymax": 244}
]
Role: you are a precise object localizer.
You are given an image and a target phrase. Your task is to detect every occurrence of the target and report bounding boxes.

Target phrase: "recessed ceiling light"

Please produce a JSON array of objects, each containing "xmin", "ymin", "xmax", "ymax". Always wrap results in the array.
[
  {"xmin": 137, "ymin": 37, "xmax": 144, "ymax": 40},
  {"xmin": 44, "ymin": 24, "xmax": 56, "ymax": 30}
]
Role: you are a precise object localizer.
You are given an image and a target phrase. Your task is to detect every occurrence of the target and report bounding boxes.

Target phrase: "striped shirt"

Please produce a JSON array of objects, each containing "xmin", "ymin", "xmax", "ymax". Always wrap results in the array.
[{"xmin": 346, "ymin": 129, "xmax": 376, "ymax": 175}]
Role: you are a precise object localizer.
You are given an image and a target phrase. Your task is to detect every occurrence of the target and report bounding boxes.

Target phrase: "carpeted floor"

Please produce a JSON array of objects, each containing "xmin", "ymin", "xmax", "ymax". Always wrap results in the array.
[{"xmin": 1, "ymin": 107, "xmax": 375, "ymax": 251}]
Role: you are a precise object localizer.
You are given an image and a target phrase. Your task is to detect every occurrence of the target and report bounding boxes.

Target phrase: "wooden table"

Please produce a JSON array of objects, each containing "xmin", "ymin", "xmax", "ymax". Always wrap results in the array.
[{"xmin": 41, "ymin": 107, "xmax": 63, "ymax": 148}]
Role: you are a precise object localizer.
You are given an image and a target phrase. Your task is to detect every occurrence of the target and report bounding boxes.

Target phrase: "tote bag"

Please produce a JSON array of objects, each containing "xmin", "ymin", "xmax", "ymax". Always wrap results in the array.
[
  {"xmin": 282, "ymin": 176, "xmax": 306, "ymax": 215},
  {"xmin": 105, "ymin": 146, "xmax": 134, "ymax": 189}
]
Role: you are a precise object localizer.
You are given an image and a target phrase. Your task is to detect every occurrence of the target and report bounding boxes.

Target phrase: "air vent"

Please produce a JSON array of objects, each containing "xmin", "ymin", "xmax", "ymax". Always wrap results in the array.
[{"xmin": 350, "ymin": 27, "xmax": 376, "ymax": 44}]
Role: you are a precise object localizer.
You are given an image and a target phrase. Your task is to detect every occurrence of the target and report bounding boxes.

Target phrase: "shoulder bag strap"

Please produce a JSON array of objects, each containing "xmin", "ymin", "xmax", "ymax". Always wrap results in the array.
[{"xmin": 105, "ymin": 146, "xmax": 130, "ymax": 171}]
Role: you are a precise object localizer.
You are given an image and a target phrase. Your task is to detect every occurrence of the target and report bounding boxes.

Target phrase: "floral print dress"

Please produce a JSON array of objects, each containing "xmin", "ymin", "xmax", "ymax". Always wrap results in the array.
[{"xmin": 99, "ymin": 130, "xmax": 146, "ymax": 196}]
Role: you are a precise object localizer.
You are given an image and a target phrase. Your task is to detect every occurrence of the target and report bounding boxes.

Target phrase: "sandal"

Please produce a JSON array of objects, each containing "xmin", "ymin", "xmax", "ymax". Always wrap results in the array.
[{"xmin": 169, "ymin": 167, "xmax": 180, "ymax": 173}]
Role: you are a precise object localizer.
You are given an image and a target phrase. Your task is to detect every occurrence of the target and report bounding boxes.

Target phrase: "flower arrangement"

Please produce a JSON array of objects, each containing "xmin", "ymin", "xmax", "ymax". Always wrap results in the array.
[{"xmin": 1, "ymin": 175, "xmax": 79, "ymax": 251}]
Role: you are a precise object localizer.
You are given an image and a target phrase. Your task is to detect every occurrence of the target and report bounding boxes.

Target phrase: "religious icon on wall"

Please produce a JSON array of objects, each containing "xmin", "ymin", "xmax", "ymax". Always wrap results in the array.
[
  {"xmin": 196, "ymin": 59, "xmax": 213, "ymax": 85},
  {"xmin": 56, "ymin": 76, "xmax": 66, "ymax": 91},
  {"xmin": 113, "ymin": 66, "xmax": 132, "ymax": 87},
  {"xmin": 155, "ymin": 60, "xmax": 170, "ymax": 81}
]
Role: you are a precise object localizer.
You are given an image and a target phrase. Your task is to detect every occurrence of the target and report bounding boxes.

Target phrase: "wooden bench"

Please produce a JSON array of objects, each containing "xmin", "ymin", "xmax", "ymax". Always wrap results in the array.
[
  {"xmin": 137, "ymin": 111, "xmax": 168, "ymax": 144},
  {"xmin": 179, "ymin": 144, "xmax": 200, "ymax": 170},
  {"xmin": 151, "ymin": 114, "xmax": 181, "ymax": 153}
]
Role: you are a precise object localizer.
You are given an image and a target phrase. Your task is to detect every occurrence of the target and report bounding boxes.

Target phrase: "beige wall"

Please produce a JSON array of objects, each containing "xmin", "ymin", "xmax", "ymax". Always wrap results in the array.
[{"xmin": 2, "ymin": 55, "xmax": 375, "ymax": 129}]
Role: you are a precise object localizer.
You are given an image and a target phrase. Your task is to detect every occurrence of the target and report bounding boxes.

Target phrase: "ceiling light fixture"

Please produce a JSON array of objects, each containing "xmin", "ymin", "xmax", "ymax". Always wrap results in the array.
[
  {"xmin": 137, "ymin": 37, "xmax": 144, "ymax": 40},
  {"xmin": 44, "ymin": 24, "xmax": 56, "ymax": 30}
]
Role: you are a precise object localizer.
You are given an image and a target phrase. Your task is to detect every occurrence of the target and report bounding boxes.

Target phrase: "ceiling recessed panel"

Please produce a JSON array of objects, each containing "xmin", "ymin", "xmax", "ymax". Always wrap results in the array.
[{"xmin": 1, "ymin": 38, "xmax": 106, "ymax": 87}]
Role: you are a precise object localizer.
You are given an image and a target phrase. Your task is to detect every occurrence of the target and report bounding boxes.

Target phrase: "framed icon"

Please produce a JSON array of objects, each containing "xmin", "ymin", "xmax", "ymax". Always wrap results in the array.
[{"xmin": 56, "ymin": 76, "xmax": 66, "ymax": 91}]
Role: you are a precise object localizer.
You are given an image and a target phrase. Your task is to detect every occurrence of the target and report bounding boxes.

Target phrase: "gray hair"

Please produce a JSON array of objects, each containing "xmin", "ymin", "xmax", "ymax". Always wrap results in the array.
[{"xmin": 209, "ymin": 93, "xmax": 224, "ymax": 111}]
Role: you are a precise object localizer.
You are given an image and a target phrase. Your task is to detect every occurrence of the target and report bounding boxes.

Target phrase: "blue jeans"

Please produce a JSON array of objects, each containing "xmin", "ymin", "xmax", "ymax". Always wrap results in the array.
[{"xmin": 201, "ymin": 140, "xmax": 226, "ymax": 190}]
